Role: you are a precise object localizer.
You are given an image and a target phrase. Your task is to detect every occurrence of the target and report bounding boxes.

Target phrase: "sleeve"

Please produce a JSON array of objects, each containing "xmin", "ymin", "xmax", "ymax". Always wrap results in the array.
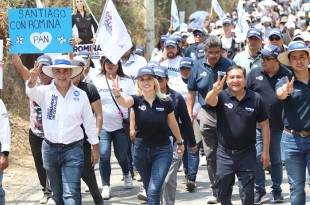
[
  {"xmin": 87, "ymin": 83, "xmax": 101, "ymax": 104},
  {"xmin": 91, "ymin": 15, "xmax": 98, "ymax": 33},
  {"xmin": 72, "ymin": 14, "xmax": 76, "ymax": 28},
  {"xmin": 165, "ymin": 98, "xmax": 174, "ymax": 114},
  {"xmin": 25, "ymin": 81, "xmax": 45, "ymax": 106},
  {"xmin": 0, "ymin": 100, "xmax": 11, "ymax": 152},
  {"xmin": 256, "ymin": 93, "xmax": 269, "ymax": 123},
  {"xmin": 82, "ymin": 94, "xmax": 99, "ymax": 145},
  {"xmin": 246, "ymin": 70, "xmax": 254, "ymax": 89},
  {"xmin": 177, "ymin": 95, "xmax": 196, "ymax": 147},
  {"xmin": 187, "ymin": 67, "xmax": 197, "ymax": 91}
]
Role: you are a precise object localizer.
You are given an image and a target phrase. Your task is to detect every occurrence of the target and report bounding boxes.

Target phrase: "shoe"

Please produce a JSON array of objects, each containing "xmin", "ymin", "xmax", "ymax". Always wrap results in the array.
[
  {"xmin": 134, "ymin": 170, "xmax": 142, "ymax": 181},
  {"xmin": 39, "ymin": 193, "xmax": 51, "ymax": 204},
  {"xmin": 137, "ymin": 187, "xmax": 147, "ymax": 201},
  {"xmin": 124, "ymin": 173, "xmax": 133, "ymax": 189},
  {"xmin": 254, "ymin": 190, "xmax": 266, "ymax": 205},
  {"xmin": 182, "ymin": 176, "xmax": 188, "ymax": 184},
  {"xmin": 206, "ymin": 196, "xmax": 219, "ymax": 204},
  {"xmin": 272, "ymin": 192, "xmax": 284, "ymax": 203},
  {"xmin": 186, "ymin": 179, "xmax": 196, "ymax": 192},
  {"xmin": 46, "ymin": 197, "xmax": 56, "ymax": 205},
  {"xmin": 84, "ymin": 185, "xmax": 89, "ymax": 192},
  {"xmin": 101, "ymin": 185, "xmax": 111, "ymax": 200}
]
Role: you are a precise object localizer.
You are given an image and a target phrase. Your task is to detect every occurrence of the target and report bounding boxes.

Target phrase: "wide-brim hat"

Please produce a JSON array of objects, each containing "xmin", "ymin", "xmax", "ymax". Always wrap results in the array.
[
  {"xmin": 277, "ymin": 41, "xmax": 310, "ymax": 66},
  {"xmin": 42, "ymin": 55, "xmax": 83, "ymax": 79}
]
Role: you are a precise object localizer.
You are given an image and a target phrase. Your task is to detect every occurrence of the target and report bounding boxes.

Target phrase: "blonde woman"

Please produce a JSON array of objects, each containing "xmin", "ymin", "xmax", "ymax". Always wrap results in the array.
[{"xmin": 110, "ymin": 66, "xmax": 184, "ymax": 205}]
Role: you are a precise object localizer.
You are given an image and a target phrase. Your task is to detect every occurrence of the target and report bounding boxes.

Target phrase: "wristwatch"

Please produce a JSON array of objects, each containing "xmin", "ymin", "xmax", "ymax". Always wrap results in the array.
[
  {"xmin": 177, "ymin": 141, "xmax": 183, "ymax": 146},
  {"xmin": 2, "ymin": 151, "xmax": 9, "ymax": 157}
]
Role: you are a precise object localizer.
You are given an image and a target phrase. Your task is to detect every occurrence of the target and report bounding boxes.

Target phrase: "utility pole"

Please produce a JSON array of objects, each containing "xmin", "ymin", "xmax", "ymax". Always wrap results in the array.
[{"xmin": 144, "ymin": 0, "xmax": 154, "ymax": 61}]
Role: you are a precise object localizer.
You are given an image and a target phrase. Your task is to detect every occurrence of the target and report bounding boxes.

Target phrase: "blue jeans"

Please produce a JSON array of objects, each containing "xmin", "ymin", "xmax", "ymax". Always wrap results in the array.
[
  {"xmin": 133, "ymin": 144, "xmax": 172, "ymax": 205},
  {"xmin": 99, "ymin": 128, "xmax": 129, "ymax": 186},
  {"xmin": 282, "ymin": 130, "xmax": 310, "ymax": 205},
  {"xmin": 255, "ymin": 129, "xmax": 283, "ymax": 193},
  {"xmin": 183, "ymin": 140, "xmax": 201, "ymax": 181},
  {"xmin": 42, "ymin": 140, "xmax": 84, "ymax": 205}
]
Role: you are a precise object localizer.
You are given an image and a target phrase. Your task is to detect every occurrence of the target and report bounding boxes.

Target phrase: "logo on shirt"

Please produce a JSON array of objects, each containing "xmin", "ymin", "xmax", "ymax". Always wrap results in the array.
[
  {"xmin": 200, "ymin": 71, "xmax": 208, "ymax": 77},
  {"xmin": 138, "ymin": 105, "xmax": 146, "ymax": 111},
  {"xmin": 47, "ymin": 95, "xmax": 58, "ymax": 120},
  {"xmin": 256, "ymin": 76, "xmax": 263, "ymax": 81},
  {"xmin": 74, "ymin": 91, "xmax": 80, "ymax": 96},
  {"xmin": 156, "ymin": 107, "xmax": 165, "ymax": 111},
  {"xmin": 224, "ymin": 103, "xmax": 233, "ymax": 109},
  {"xmin": 245, "ymin": 107, "xmax": 254, "ymax": 112}
]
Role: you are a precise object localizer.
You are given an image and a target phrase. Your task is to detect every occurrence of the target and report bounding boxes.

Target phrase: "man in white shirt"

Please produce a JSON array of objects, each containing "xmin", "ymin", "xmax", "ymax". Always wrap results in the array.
[{"xmin": 26, "ymin": 55, "xmax": 99, "ymax": 205}]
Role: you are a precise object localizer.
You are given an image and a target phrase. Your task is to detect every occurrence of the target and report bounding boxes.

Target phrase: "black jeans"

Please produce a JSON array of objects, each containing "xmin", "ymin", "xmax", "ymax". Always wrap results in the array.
[
  {"xmin": 82, "ymin": 141, "xmax": 104, "ymax": 205},
  {"xmin": 29, "ymin": 128, "xmax": 50, "ymax": 193}
]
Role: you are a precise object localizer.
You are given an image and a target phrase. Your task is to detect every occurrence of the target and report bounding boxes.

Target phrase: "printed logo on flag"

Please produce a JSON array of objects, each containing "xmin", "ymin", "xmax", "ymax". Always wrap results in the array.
[{"xmin": 104, "ymin": 11, "xmax": 112, "ymax": 35}]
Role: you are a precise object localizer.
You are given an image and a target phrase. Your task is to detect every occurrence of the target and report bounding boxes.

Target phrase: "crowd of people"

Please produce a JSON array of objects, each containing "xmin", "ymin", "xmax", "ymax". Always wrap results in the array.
[{"xmin": 0, "ymin": 0, "xmax": 309, "ymax": 205}]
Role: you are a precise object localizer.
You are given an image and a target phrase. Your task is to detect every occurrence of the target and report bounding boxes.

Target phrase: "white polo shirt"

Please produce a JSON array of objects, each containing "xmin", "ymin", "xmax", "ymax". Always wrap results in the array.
[
  {"xmin": 26, "ymin": 81, "xmax": 98, "ymax": 145},
  {"xmin": 0, "ymin": 99, "xmax": 11, "ymax": 152},
  {"xmin": 121, "ymin": 54, "xmax": 147, "ymax": 79}
]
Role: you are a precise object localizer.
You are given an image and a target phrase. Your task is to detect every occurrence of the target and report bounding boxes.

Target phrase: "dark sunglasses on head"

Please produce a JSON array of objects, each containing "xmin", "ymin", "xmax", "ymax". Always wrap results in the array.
[{"xmin": 269, "ymin": 36, "xmax": 281, "ymax": 41}]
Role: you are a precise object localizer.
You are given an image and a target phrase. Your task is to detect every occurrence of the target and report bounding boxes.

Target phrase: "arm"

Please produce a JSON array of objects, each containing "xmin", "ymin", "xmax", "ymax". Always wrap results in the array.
[
  {"xmin": 167, "ymin": 112, "xmax": 184, "ymax": 154},
  {"xmin": 11, "ymin": 54, "xmax": 30, "ymax": 81},
  {"xmin": 187, "ymin": 91, "xmax": 196, "ymax": 121},
  {"xmin": 205, "ymin": 74, "xmax": 226, "ymax": 107},
  {"xmin": 259, "ymin": 119, "xmax": 270, "ymax": 169},
  {"xmin": 276, "ymin": 76, "xmax": 294, "ymax": 100},
  {"xmin": 25, "ymin": 67, "xmax": 44, "ymax": 104},
  {"xmin": 0, "ymin": 100, "xmax": 11, "ymax": 171},
  {"xmin": 90, "ymin": 99, "xmax": 103, "ymax": 136},
  {"xmin": 129, "ymin": 108, "xmax": 136, "ymax": 141},
  {"xmin": 110, "ymin": 75, "xmax": 134, "ymax": 108}
]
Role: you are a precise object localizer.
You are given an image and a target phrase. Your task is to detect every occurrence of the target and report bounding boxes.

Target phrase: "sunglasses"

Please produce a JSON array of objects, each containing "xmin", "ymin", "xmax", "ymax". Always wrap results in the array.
[
  {"xmin": 269, "ymin": 36, "xmax": 281, "ymax": 41},
  {"xmin": 262, "ymin": 56, "xmax": 276, "ymax": 62}
]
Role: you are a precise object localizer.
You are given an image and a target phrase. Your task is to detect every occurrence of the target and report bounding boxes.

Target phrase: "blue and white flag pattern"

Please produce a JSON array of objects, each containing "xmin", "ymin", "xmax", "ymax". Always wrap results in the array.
[{"xmin": 171, "ymin": 0, "xmax": 180, "ymax": 31}]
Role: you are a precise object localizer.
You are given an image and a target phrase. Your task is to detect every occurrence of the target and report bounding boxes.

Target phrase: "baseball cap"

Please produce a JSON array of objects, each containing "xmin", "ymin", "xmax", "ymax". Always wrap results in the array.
[
  {"xmin": 153, "ymin": 66, "xmax": 168, "ymax": 78},
  {"xmin": 135, "ymin": 46, "xmax": 145, "ymax": 55},
  {"xmin": 193, "ymin": 28, "xmax": 207, "ymax": 36},
  {"xmin": 179, "ymin": 57, "xmax": 194, "ymax": 69},
  {"xmin": 147, "ymin": 61, "xmax": 160, "ymax": 67},
  {"xmin": 285, "ymin": 21, "xmax": 295, "ymax": 29},
  {"xmin": 277, "ymin": 41, "xmax": 310, "ymax": 66},
  {"xmin": 268, "ymin": 29, "xmax": 283, "ymax": 38},
  {"xmin": 164, "ymin": 36, "xmax": 178, "ymax": 47},
  {"xmin": 246, "ymin": 28, "xmax": 263, "ymax": 39},
  {"xmin": 160, "ymin": 35, "xmax": 167, "ymax": 42},
  {"xmin": 222, "ymin": 18, "xmax": 233, "ymax": 25},
  {"xmin": 36, "ymin": 55, "xmax": 52, "ymax": 66},
  {"xmin": 258, "ymin": 45, "xmax": 281, "ymax": 58},
  {"xmin": 135, "ymin": 66, "xmax": 156, "ymax": 79}
]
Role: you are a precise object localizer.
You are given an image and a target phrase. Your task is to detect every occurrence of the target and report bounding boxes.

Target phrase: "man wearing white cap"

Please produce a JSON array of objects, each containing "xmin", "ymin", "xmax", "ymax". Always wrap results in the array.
[
  {"xmin": 276, "ymin": 41, "xmax": 310, "ymax": 205},
  {"xmin": 283, "ymin": 21, "xmax": 295, "ymax": 46},
  {"xmin": 26, "ymin": 55, "xmax": 99, "ymax": 205}
]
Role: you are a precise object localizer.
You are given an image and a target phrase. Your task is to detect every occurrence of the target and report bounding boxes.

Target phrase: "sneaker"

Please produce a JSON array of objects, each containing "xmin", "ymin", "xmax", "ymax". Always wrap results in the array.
[
  {"xmin": 39, "ymin": 193, "xmax": 51, "ymax": 204},
  {"xmin": 46, "ymin": 197, "xmax": 56, "ymax": 205},
  {"xmin": 272, "ymin": 192, "xmax": 284, "ymax": 203},
  {"xmin": 101, "ymin": 185, "xmax": 111, "ymax": 200},
  {"xmin": 134, "ymin": 170, "xmax": 142, "ymax": 181},
  {"xmin": 186, "ymin": 179, "xmax": 196, "ymax": 192},
  {"xmin": 137, "ymin": 187, "xmax": 147, "ymax": 201},
  {"xmin": 182, "ymin": 176, "xmax": 188, "ymax": 184},
  {"xmin": 84, "ymin": 185, "xmax": 89, "ymax": 192},
  {"xmin": 124, "ymin": 173, "xmax": 133, "ymax": 189},
  {"xmin": 206, "ymin": 196, "xmax": 219, "ymax": 204},
  {"xmin": 254, "ymin": 190, "xmax": 266, "ymax": 205}
]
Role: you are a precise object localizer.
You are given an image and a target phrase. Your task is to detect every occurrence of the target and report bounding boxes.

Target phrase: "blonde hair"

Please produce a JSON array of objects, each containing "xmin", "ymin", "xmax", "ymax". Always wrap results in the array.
[
  {"xmin": 135, "ymin": 78, "xmax": 171, "ymax": 101},
  {"xmin": 73, "ymin": 0, "xmax": 90, "ymax": 16}
]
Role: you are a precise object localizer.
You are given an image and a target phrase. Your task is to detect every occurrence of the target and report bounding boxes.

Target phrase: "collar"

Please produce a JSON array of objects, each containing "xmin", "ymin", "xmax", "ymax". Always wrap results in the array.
[
  {"xmin": 225, "ymin": 87, "xmax": 251, "ymax": 101},
  {"xmin": 203, "ymin": 56, "xmax": 225, "ymax": 68},
  {"xmin": 121, "ymin": 54, "xmax": 136, "ymax": 64}
]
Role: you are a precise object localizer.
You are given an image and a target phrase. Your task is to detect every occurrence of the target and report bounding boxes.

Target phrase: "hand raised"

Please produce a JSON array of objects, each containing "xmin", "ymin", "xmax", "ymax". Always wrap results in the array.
[
  {"xmin": 282, "ymin": 76, "xmax": 295, "ymax": 94},
  {"xmin": 29, "ymin": 61, "xmax": 40, "ymax": 83},
  {"xmin": 213, "ymin": 73, "xmax": 226, "ymax": 94},
  {"xmin": 110, "ymin": 75, "xmax": 120, "ymax": 95}
]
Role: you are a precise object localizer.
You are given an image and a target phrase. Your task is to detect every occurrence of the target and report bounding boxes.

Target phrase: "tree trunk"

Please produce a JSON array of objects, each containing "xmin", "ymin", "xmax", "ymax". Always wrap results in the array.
[{"xmin": 144, "ymin": 0, "xmax": 154, "ymax": 61}]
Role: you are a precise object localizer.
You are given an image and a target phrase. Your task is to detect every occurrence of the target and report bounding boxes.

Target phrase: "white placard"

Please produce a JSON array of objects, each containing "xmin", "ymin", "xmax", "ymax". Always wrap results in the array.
[{"xmin": 0, "ymin": 39, "xmax": 3, "ymax": 89}]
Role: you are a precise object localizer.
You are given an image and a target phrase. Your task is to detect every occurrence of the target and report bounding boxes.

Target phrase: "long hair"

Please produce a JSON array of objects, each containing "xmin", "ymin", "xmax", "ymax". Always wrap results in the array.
[
  {"xmin": 99, "ymin": 59, "xmax": 128, "ymax": 78},
  {"xmin": 135, "ymin": 78, "xmax": 171, "ymax": 101},
  {"xmin": 159, "ymin": 45, "xmax": 183, "ymax": 63},
  {"xmin": 73, "ymin": 0, "xmax": 90, "ymax": 16}
]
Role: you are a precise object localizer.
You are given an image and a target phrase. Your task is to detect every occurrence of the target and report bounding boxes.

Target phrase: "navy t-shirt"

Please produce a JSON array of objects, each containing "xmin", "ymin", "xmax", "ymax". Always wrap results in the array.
[{"xmin": 131, "ymin": 95, "xmax": 174, "ymax": 147}]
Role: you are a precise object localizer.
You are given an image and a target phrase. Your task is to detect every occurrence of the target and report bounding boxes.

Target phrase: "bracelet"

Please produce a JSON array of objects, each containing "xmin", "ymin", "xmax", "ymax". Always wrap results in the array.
[{"xmin": 114, "ymin": 94, "xmax": 121, "ymax": 99}]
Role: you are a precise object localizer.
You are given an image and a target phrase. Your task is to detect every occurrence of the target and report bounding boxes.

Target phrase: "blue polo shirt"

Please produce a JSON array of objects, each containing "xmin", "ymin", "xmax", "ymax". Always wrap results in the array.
[
  {"xmin": 131, "ymin": 95, "xmax": 174, "ymax": 147},
  {"xmin": 187, "ymin": 57, "xmax": 235, "ymax": 111},
  {"xmin": 215, "ymin": 88, "xmax": 268, "ymax": 150},
  {"xmin": 247, "ymin": 65, "xmax": 292, "ymax": 130},
  {"xmin": 275, "ymin": 72, "xmax": 310, "ymax": 131}
]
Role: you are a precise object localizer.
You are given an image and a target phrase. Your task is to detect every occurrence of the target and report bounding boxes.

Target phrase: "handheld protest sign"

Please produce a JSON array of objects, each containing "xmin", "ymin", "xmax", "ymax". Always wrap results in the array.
[{"xmin": 8, "ymin": 8, "xmax": 72, "ymax": 54}]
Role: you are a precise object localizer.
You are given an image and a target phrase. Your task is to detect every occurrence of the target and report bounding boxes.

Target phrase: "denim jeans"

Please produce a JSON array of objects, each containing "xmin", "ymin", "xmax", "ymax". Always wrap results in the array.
[
  {"xmin": 183, "ymin": 140, "xmax": 201, "ymax": 181},
  {"xmin": 42, "ymin": 140, "xmax": 84, "ymax": 205},
  {"xmin": 133, "ymin": 144, "xmax": 172, "ymax": 205},
  {"xmin": 282, "ymin": 130, "xmax": 310, "ymax": 205},
  {"xmin": 255, "ymin": 129, "xmax": 283, "ymax": 193},
  {"xmin": 99, "ymin": 128, "xmax": 129, "ymax": 186}
]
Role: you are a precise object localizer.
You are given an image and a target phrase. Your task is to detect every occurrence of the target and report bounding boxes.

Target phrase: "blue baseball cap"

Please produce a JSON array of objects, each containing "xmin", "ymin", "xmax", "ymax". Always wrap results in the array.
[
  {"xmin": 164, "ymin": 36, "xmax": 178, "ymax": 47},
  {"xmin": 258, "ymin": 45, "xmax": 281, "ymax": 58},
  {"xmin": 174, "ymin": 34, "xmax": 182, "ymax": 42},
  {"xmin": 268, "ymin": 28, "xmax": 283, "ymax": 38},
  {"xmin": 36, "ymin": 55, "xmax": 52, "ymax": 66},
  {"xmin": 160, "ymin": 35, "xmax": 167, "ymax": 42},
  {"xmin": 196, "ymin": 43, "xmax": 205, "ymax": 58},
  {"xmin": 147, "ymin": 60, "xmax": 160, "ymax": 67},
  {"xmin": 222, "ymin": 18, "xmax": 233, "ymax": 25},
  {"xmin": 135, "ymin": 66, "xmax": 156, "ymax": 79},
  {"xmin": 179, "ymin": 57, "xmax": 194, "ymax": 69},
  {"xmin": 135, "ymin": 46, "xmax": 145, "ymax": 55},
  {"xmin": 193, "ymin": 28, "xmax": 207, "ymax": 36},
  {"xmin": 153, "ymin": 66, "xmax": 168, "ymax": 78},
  {"xmin": 246, "ymin": 28, "xmax": 263, "ymax": 39},
  {"xmin": 277, "ymin": 41, "xmax": 310, "ymax": 66}
]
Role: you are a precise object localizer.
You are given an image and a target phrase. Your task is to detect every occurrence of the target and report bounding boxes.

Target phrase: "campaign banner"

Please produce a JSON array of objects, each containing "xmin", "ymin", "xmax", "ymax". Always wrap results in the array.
[
  {"xmin": 73, "ymin": 43, "xmax": 103, "ymax": 57},
  {"xmin": 8, "ymin": 8, "xmax": 72, "ymax": 54}
]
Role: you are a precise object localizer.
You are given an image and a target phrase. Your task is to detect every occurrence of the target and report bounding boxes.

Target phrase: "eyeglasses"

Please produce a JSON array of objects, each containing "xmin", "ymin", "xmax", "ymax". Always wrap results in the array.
[
  {"xmin": 269, "ymin": 36, "xmax": 281, "ymax": 41},
  {"xmin": 261, "ymin": 57, "xmax": 276, "ymax": 62},
  {"xmin": 156, "ymin": 77, "xmax": 163, "ymax": 83}
]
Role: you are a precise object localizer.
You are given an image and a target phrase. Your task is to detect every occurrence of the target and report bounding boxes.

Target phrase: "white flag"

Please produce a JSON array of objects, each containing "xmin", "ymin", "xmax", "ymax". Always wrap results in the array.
[
  {"xmin": 211, "ymin": 0, "xmax": 226, "ymax": 20},
  {"xmin": 96, "ymin": 0, "xmax": 132, "ymax": 65},
  {"xmin": 36, "ymin": 0, "xmax": 43, "ymax": 8},
  {"xmin": 171, "ymin": 0, "xmax": 180, "ymax": 31},
  {"xmin": 235, "ymin": 0, "xmax": 249, "ymax": 42}
]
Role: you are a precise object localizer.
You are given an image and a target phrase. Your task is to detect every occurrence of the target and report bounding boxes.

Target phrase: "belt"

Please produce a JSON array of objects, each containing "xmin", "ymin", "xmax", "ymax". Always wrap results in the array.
[
  {"xmin": 44, "ymin": 139, "xmax": 83, "ymax": 148},
  {"xmin": 284, "ymin": 127, "xmax": 310, "ymax": 137},
  {"xmin": 220, "ymin": 145, "xmax": 254, "ymax": 155}
]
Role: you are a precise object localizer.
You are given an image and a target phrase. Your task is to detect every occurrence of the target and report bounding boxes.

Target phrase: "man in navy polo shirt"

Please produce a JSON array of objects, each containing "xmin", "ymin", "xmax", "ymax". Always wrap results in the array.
[
  {"xmin": 268, "ymin": 28, "xmax": 287, "ymax": 53},
  {"xmin": 247, "ymin": 45, "xmax": 291, "ymax": 204},
  {"xmin": 187, "ymin": 35, "xmax": 235, "ymax": 204},
  {"xmin": 206, "ymin": 65, "xmax": 270, "ymax": 205},
  {"xmin": 276, "ymin": 41, "xmax": 310, "ymax": 205},
  {"xmin": 185, "ymin": 28, "xmax": 207, "ymax": 60}
]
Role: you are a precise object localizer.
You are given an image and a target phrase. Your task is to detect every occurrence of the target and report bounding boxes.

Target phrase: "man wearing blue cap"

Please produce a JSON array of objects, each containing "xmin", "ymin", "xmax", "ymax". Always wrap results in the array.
[
  {"xmin": 135, "ymin": 46, "xmax": 145, "ymax": 57},
  {"xmin": 247, "ymin": 45, "xmax": 292, "ymax": 204},
  {"xmin": 233, "ymin": 28, "xmax": 263, "ymax": 74},
  {"xmin": 268, "ymin": 28, "xmax": 287, "ymax": 53},
  {"xmin": 276, "ymin": 41, "xmax": 310, "ymax": 205},
  {"xmin": 185, "ymin": 28, "xmax": 207, "ymax": 60}
]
